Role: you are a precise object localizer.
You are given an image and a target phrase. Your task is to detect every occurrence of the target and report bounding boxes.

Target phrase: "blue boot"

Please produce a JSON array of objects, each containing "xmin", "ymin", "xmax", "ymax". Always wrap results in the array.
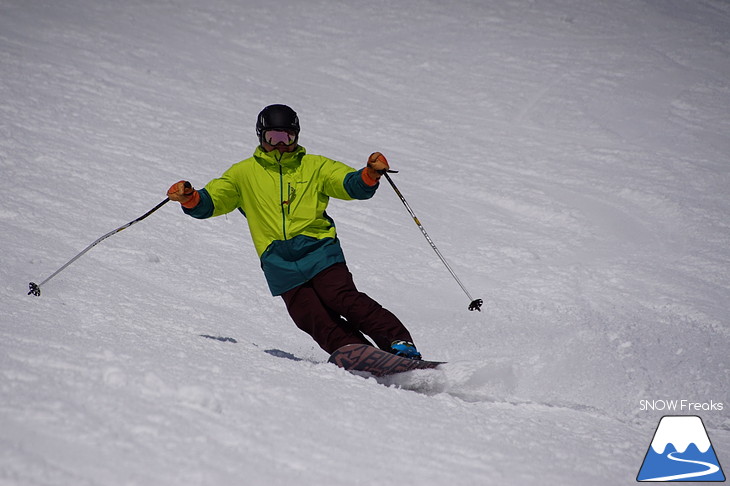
[{"xmin": 391, "ymin": 340, "xmax": 422, "ymax": 360}]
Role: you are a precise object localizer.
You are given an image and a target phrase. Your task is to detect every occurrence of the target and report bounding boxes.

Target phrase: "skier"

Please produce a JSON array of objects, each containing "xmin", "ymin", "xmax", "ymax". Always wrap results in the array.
[{"xmin": 167, "ymin": 104, "xmax": 422, "ymax": 359}]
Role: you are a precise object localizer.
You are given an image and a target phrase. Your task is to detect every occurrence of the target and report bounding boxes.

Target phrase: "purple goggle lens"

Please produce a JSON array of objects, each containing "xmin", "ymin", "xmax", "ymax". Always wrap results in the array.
[{"xmin": 264, "ymin": 130, "xmax": 297, "ymax": 146}]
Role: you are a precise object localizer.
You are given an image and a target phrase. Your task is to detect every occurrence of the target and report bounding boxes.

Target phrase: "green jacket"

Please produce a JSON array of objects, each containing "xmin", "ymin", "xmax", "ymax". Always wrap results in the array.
[{"xmin": 184, "ymin": 145, "xmax": 378, "ymax": 295}]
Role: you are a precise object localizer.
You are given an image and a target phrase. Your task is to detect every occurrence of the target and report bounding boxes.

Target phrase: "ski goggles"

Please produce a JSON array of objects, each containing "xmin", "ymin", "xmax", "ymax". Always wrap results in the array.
[{"xmin": 263, "ymin": 129, "xmax": 298, "ymax": 146}]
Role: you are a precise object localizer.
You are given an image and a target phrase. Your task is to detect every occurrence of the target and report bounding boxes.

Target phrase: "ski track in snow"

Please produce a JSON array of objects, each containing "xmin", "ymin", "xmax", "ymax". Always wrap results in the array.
[{"xmin": 2, "ymin": 0, "xmax": 729, "ymax": 485}]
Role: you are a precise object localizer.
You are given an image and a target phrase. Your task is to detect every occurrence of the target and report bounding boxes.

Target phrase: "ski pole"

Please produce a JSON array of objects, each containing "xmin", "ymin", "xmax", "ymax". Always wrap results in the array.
[
  {"xmin": 28, "ymin": 197, "xmax": 170, "ymax": 296},
  {"xmin": 382, "ymin": 171, "xmax": 483, "ymax": 311}
]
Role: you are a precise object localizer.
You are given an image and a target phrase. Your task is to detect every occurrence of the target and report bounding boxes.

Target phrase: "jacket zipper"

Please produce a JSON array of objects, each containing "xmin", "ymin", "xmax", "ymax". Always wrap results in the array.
[{"xmin": 279, "ymin": 164, "xmax": 287, "ymax": 240}]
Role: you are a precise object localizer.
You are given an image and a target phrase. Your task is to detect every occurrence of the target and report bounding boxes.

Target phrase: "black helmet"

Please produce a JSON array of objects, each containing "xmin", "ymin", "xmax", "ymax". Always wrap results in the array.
[{"xmin": 256, "ymin": 104, "xmax": 300, "ymax": 141}]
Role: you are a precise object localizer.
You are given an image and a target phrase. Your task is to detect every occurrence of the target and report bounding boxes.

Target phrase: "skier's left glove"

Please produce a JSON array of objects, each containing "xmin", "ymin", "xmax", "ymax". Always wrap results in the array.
[{"xmin": 362, "ymin": 152, "xmax": 390, "ymax": 186}]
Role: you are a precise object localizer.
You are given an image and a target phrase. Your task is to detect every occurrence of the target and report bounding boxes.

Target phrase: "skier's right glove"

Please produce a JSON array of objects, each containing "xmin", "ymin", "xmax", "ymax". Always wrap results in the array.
[{"xmin": 167, "ymin": 180, "xmax": 200, "ymax": 209}]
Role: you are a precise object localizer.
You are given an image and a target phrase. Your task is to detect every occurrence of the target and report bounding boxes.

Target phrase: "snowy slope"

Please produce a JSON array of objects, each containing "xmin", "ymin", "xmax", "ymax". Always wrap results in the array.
[{"xmin": 2, "ymin": 0, "xmax": 729, "ymax": 484}]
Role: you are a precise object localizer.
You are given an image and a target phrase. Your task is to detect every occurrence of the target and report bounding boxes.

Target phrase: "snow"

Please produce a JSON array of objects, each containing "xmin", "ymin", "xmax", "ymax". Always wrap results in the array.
[{"xmin": 1, "ymin": 0, "xmax": 729, "ymax": 484}]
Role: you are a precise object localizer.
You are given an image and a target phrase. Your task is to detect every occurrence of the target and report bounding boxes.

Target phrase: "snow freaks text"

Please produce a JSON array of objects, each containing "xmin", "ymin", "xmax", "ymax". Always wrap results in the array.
[{"xmin": 639, "ymin": 400, "xmax": 724, "ymax": 412}]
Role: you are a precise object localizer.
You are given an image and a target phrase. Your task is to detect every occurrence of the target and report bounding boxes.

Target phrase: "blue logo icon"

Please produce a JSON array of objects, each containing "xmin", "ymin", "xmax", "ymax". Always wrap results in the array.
[{"xmin": 637, "ymin": 415, "xmax": 725, "ymax": 482}]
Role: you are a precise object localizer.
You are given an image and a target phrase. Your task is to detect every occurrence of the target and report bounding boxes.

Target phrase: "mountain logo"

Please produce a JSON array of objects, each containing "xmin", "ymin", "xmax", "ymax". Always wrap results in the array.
[{"xmin": 637, "ymin": 415, "xmax": 726, "ymax": 482}]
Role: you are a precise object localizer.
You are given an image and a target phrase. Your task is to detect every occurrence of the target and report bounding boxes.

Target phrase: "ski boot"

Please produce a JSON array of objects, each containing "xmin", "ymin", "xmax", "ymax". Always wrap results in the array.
[{"xmin": 390, "ymin": 340, "xmax": 422, "ymax": 360}]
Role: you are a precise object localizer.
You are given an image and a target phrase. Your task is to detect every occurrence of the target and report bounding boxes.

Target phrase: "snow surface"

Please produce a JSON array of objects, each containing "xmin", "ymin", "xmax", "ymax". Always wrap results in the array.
[{"xmin": 2, "ymin": 0, "xmax": 729, "ymax": 484}]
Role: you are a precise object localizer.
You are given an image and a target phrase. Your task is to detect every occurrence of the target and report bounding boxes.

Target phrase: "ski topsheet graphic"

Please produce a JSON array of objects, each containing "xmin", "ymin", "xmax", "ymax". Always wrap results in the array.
[{"xmin": 637, "ymin": 415, "xmax": 726, "ymax": 482}]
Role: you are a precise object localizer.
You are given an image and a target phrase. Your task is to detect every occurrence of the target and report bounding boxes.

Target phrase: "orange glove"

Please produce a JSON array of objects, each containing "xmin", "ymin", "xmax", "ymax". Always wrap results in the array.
[
  {"xmin": 167, "ymin": 180, "xmax": 200, "ymax": 209},
  {"xmin": 362, "ymin": 152, "xmax": 390, "ymax": 186}
]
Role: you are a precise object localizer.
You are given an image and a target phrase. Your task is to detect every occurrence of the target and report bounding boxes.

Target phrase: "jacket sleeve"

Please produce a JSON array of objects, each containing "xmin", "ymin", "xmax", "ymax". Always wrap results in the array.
[
  {"xmin": 183, "ymin": 164, "xmax": 244, "ymax": 219},
  {"xmin": 183, "ymin": 188, "xmax": 215, "ymax": 219},
  {"xmin": 319, "ymin": 156, "xmax": 378, "ymax": 200},
  {"xmin": 343, "ymin": 168, "xmax": 378, "ymax": 200}
]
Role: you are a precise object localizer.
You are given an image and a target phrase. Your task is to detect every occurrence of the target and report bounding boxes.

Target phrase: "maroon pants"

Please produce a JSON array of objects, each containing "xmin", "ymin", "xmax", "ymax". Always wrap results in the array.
[{"xmin": 281, "ymin": 263, "xmax": 413, "ymax": 354}]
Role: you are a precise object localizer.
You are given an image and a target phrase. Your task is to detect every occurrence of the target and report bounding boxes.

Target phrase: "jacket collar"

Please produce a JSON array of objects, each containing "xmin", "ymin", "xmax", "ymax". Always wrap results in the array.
[{"xmin": 253, "ymin": 145, "xmax": 306, "ymax": 171}]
